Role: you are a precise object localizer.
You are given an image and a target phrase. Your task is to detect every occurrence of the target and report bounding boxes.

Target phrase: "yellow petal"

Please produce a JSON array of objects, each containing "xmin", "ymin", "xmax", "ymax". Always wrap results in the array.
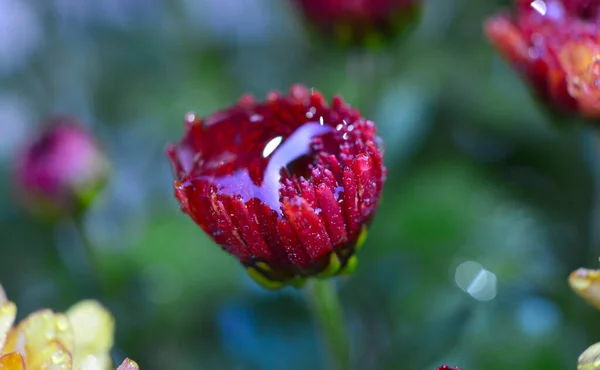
[
  {"xmin": 66, "ymin": 300, "xmax": 114, "ymax": 369},
  {"xmin": 0, "ymin": 302, "xmax": 16, "ymax": 353},
  {"xmin": 0, "ymin": 353, "xmax": 25, "ymax": 370},
  {"xmin": 578, "ymin": 342, "xmax": 600, "ymax": 370},
  {"xmin": 570, "ymin": 268, "xmax": 600, "ymax": 309},
  {"xmin": 79, "ymin": 353, "xmax": 111, "ymax": 370},
  {"xmin": 116, "ymin": 358, "xmax": 139, "ymax": 370},
  {"xmin": 3, "ymin": 309, "xmax": 74, "ymax": 367},
  {"xmin": 27, "ymin": 340, "xmax": 71, "ymax": 370}
]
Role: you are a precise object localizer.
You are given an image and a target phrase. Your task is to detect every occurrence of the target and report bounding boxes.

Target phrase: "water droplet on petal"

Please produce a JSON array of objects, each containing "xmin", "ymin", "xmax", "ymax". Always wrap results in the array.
[{"xmin": 531, "ymin": 0, "xmax": 547, "ymax": 16}]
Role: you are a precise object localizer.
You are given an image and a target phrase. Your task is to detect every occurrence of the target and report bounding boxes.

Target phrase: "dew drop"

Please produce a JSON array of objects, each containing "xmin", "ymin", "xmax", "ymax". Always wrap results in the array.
[
  {"xmin": 185, "ymin": 112, "xmax": 197, "ymax": 124},
  {"xmin": 262, "ymin": 136, "xmax": 283, "ymax": 158},
  {"xmin": 531, "ymin": 0, "xmax": 547, "ymax": 16},
  {"xmin": 51, "ymin": 349, "xmax": 67, "ymax": 364},
  {"xmin": 527, "ymin": 46, "xmax": 539, "ymax": 59},
  {"xmin": 334, "ymin": 186, "xmax": 344, "ymax": 199},
  {"xmin": 56, "ymin": 316, "xmax": 70, "ymax": 331}
]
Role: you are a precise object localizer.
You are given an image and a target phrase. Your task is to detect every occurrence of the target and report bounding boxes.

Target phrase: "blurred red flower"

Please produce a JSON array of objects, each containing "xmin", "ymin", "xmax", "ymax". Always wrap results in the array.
[
  {"xmin": 485, "ymin": 0, "xmax": 600, "ymax": 118},
  {"xmin": 167, "ymin": 85, "xmax": 386, "ymax": 288},
  {"xmin": 292, "ymin": 0, "xmax": 420, "ymax": 47}
]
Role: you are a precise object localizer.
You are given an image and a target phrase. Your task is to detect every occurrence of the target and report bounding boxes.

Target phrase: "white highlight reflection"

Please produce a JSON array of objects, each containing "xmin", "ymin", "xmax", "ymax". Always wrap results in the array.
[
  {"xmin": 531, "ymin": 0, "xmax": 547, "ymax": 15},
  {"xmin": 262, "ymin": 136, "xmax": 283, "ymax": 158},
  {"xmin": 455, "ymin": 261, "xmax": 497, "ymax": 301}
]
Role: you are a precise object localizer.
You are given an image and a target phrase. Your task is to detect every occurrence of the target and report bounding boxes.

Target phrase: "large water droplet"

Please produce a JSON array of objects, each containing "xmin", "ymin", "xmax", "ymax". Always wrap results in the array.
[
  {"xmin": 531, "ymin": 0, "xmax": 547, "ymax": 15},
  {"xmin": 192, "ymin": 121, "xmax": 335, "ymax": 214}
]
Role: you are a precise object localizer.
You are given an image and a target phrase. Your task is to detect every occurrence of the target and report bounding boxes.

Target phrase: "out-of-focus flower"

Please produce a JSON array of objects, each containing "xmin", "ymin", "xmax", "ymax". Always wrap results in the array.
[
  {"xmin": 167, "ymin": 85, "xmax": 386, "ymax": 289},
  {"xmin": 115, "ymin": 359, "xmax": 139, "ymax": 370},
  {"xmin": 485, "ymin": 0, "xmax": 600, "ymax": 118},
  {"xmin": 570, "ymin": 267, "xmax": 600, "ymax": 309},
  {"xmin": 437, "ymin": 366, "xmax": 460, "ymax": 370},
  {"xmin": 0, "ymin": 284, "xmax": 138, "ymax": 370},
  {"xmin": 579, "ymin": 342, "xmax": 600, "ymax": 370},
  {"xmin": 13, "ymin": 116, "xmax": 110, "ymax": 219},
  {"xmin": 570, "ymin": 267, "xmax": 600, "ymax": 369},
  {"xmin": 292, "ymin": 0, "xmax": 421, "ymax": 47}
]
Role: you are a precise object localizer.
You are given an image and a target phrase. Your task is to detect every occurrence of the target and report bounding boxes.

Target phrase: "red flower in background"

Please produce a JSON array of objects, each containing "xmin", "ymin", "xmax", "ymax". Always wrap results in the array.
[
  {"xmin": 14, "ymin": 116, "xmax": 109, "ymax": 219},
  {"xmin": 437, "ymin": 366, "xmax": 460, "ymax": 370},
  {"xmin": 167, "ymin": 85, "xmax": 386, "ymax": 289},
  {"xmin": 293, "ymin": 0, "xmax": 420, "ymax": 47},
  {"xmin": 485, "ymin": 0, "xmax": 600, "ymax": 118}
]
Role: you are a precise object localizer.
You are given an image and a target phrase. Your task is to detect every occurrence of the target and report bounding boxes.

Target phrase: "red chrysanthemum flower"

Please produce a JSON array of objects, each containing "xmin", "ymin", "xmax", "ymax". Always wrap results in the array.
[
  {"xmin": 437, "ymin": 365, "xmax": 460, "ymax": 370},
  {"xmin": 13, "ymin": 116, "xmax": 109, "ymax": 219},
  {"xmin": 292, "ymin": 0, "xmax": 421, "ymax": 47},
  {"xmin": 167, "ymin": 85, "xmax": 386, "ymax": 289},
  {"xmin": 485, "ymin": 0, "xmax": 600, "ymax": 118}
]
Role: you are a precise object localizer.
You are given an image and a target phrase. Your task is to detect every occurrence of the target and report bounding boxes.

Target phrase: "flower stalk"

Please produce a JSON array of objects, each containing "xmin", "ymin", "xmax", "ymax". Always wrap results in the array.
[
  {"xmin": 72, "ymin": 216, "xmax": 101, "ymax": 289},
  {"xmin": 307, "ymin": 279, "xmax": 350, "ymax": 370}
]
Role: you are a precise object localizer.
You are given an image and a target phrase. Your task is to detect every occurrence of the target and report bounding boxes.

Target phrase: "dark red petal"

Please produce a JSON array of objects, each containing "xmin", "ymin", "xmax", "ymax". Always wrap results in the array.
[
  {"xmin": 299, "ymin": 177, "xmax": 319, "ymax": 210},
  {"xmin": 342, "ymin": 167, "xmax": 360, "ymax": 239},
  {"xmin": 253, "ymin": 200, "xmax": 291, "ymax": 268},
  {"xmin": 228, "ymin": 197, "xmax": 272, "ymax": 261},
  {"xmin": 315, "ymin": 183, "xmax": 348, "ymax": 246},
  {"xmin": 277, "ymin": 218, "xmax": 310, "ymax": 267},
  {"xmin": 283, "ymin": 197, "xmax": 333, "ymax": 261},
  {"xmin": 351, "ymin": 153, "xmax": 378, "ymax": 217},
  {"xmin": 211, "ymin": 195, "xmax": 252, "ymax": 262}
]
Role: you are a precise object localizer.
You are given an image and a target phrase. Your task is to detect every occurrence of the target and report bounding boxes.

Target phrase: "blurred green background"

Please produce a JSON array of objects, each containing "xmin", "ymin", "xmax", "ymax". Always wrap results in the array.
[{"xmin": 0, "ymin": 0, "xmax": 598, "ymax": 369}]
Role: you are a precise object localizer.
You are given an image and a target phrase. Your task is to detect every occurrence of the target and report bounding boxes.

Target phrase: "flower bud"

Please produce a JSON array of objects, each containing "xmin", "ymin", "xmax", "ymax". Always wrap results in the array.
[
  {"xmin": 13, "ymin": 116, "xmax": 109, "ymax": 219},
  {"xmin": 292, "ymin": 0, "xmax": 421, "ymax": 47},
  {"xmin": 485, "ymin": 0, "xmax": 600, "ymax": 119},
  {"xmin": 167, "ymin": 85, "xmax": 386, "ymax": 289}
]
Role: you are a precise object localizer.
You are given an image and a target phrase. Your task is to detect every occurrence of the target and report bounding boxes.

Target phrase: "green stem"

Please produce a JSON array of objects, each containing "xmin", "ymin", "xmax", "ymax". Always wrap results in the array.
[
  {"xmin": 590, "ymin": 127, "xmax": 600, "ymax": 254},
  {"xmin": 307, "ymin": 279, "xmax": 350, "ymax": 370},
  {"xmin": 71, "ymin": 216, "xmax": 103, "ymax": 296}
]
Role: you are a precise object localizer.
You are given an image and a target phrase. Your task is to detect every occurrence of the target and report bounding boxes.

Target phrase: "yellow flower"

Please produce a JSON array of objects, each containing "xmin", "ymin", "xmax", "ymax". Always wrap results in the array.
[
  {"xmin": 0, "ymin": 284, "xmax": 139, "ymax": 370},
  {"xmin": 570, "ymin": 267, "xmax": 600, "ymax": 369},
  {"xmin": 570, "ymin": 268, "xmax": 600, "ymax": 310},
  {"xmin": 578, "ymin": 342, "xmax": 600, "ymax": 370}
]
